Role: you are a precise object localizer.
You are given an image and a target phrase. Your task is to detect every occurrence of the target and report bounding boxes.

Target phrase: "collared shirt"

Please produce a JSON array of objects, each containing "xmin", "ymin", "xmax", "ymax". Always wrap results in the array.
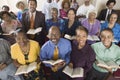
[
  {"xmin": 45, "ymin": 18, "xmax": 65, "ymax": 33},
  {"xmin": 0, "ymin": 39, "xmax": 12, "ymax": 65},
  {"xmin": 101, "ymin": 21, "xmax": 120, "ymax": 42},
  {"xmin": 29, "ymin": 11, "xmax": 36, "ymax": 21},
  {"xmin": 81, "ymin": 19, "xmax": 100, "ymax": 35},
  {"xmin": 105, "ymin": 9, "xmax": 112, "ymax": 20},
  {"xmin": 40, "ymin": 38, "xmax": 72, "ymax": 67},
  {"xmin": 91, "ymin": 42, "xmax": 120, "ymax": 72},
  {"xmin": 70, "ymin": 40, "xmax": 96, "ymax": 79},
  {"xmin": 76, "ymin": 4, "xmax": 95, "ymax": 16}
]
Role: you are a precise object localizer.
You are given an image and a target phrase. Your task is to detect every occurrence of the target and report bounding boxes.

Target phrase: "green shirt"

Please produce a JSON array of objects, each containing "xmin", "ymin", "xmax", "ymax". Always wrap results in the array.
[{"xmin": 91, "ymin": 42, "xmax": 120, "ymax": 72}]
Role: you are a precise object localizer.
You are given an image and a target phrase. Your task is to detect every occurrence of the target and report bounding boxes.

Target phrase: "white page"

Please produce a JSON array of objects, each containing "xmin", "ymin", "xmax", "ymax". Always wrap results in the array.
[{"xmin": 72, "ymin": 67, "xmax": 83, "ymax": 78}]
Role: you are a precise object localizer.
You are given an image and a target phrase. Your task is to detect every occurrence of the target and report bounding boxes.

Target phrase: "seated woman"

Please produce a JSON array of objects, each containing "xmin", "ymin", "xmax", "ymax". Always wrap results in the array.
[
  {"xmin": 86, "ymin": 28, "xmax": 120, "ymax": 80},
  {"xmin": 64, "ymin": 8, "xmax": 81, "ymax": 37},
  {"xmin": 45, "ymin": 8, "xmax": 65, "ymax": 34},
  {"xmin": 68, "ymin": 26, "xmax": 96, "ymax": 80},
  {"xmin": 11, "ymin": 28, "xmax": 41, "ymax": 80},
  {"xmin": 0, "ymin": 38, "xmax": 22, "ymax": 80},
  {"xmin": 101, "ymin": 12, "xmax": 120, "ymax": 43},
  {"xmin": 0, "ymin": 11, "xmax": 22, "ymax": 44},
  {"xmin": 81, "ymin": 10, "xmax": 100, "ymax": 36},
  {"xmin": 60, "ymin": 1, "xmax": 70, "ymax": 19}
]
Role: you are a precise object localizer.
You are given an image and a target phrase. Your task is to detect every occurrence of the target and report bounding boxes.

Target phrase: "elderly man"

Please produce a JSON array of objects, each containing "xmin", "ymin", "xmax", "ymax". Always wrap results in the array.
[
  {"xmin": 40, "ymin": 26, "xmax": 72, "ymax": 80},
  {"xmin": 0, "ymin": 38, "xmax": 22, "ymax": 80}
]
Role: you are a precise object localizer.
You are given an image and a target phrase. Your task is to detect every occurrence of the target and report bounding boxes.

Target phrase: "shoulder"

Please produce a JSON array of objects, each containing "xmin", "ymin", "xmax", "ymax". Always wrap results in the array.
[
  {"xmin": 59, "ymin": 38, "xmax": 71, "ymax": 45},
  {"xmin": 11, "ymin": 43, "xmax": 18, "ymax": 49},
  {"xmin": 29, "ymin": 40, "xmax": 39, "ymax": 45},
  {"xmin": 41, "ymin": 40, "xmax": 51, "ymax": 49},
  {"xmin": 91, "ymin": 42, "xmax": 101, "ymax": 49}
]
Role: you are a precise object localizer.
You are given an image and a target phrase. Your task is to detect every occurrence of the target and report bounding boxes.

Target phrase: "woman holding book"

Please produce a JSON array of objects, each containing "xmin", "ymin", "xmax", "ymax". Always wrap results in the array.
[
  {"xmin": 68, "ymin": 26, "xmax": 96, "ymax": 80},
  {"xmin": 11, "ymin": 28, "xmax": 41, "ymax": 80}
]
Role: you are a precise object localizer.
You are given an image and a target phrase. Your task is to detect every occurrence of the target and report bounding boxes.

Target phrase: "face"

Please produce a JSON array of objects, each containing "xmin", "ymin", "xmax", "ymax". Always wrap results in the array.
[
  {"xmin": 2, "ymin": 14, "xmax": 11, "ymax": 21},
  {"xmin": 76, "ymin": 29, "xmax": 87, "ymax": 48},
  {"xmin": 88, "ymin": 12, "xmax": 96, "ymax": 19},
  {"xmin": 48, "ymin": 28, "xmax": 61, "ymax": 45},
  {"xmin": 51, "ymin": 10, "xmax": 58, "ymax": 19},
  {"xmin": 107, "ymin": 2, "xmax": 115, "ymax": 9},
  {"xmin": 64, "ymin": 2, "xmax": 69, "ymax": 9},
  {"xmin": 85, "ymin": 0, "xmax": 90, "ymax": 5},
  {"xmin": 18, "ymin": 2, "xmax": 25, "ymax": 10},
  {"xmin": 100, "ymin": 30, "xmax": 113, "ymax": 48},
  {"xmin": 47, "ymin": 0, "xmax": 52, "ymax": 3},
  {"xmin": 16, "ymin": 32, "xmax": 28, "ymax": 46},
  {"xmin": 68, "ymin": 10, "xmax": 75, "ymax": 20},
  {"xmin": 28, "ymin": 1, "xmax": 37, "ymax": 13},
  {"xmin": 109, "ymin": 14, "xmax": 118, "ymax": 24}
]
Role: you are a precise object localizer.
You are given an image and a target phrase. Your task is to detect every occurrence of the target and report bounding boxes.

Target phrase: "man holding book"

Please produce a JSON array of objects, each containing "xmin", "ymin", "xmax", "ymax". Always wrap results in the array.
[
  {"xmin": 40, "ymin": 26, "xmax": 72, "ymax": 80},
  {"xmin": 86, "ymin": 28, "xmax": 120, "ymax": 80}
]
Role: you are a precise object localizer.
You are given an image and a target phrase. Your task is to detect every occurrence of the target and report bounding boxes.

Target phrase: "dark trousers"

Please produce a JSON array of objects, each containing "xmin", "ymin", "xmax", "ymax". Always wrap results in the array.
[{"xmin": 85, "ymin": 67, "xmax": 108, "ymax": 80}]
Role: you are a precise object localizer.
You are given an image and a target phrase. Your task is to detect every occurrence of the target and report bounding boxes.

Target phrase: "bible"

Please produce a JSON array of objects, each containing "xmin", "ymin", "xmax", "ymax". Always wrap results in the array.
[
  {"xmin": 64, "ymin": 34, "xmax": 75, "ymax": 40},
  {"xmin": 63, "ymin": 66, "xmax": 84, "ymax": 78},
  {"xmin": 87, "ymin": 35, "xmax": 100, "ymax": 41},
  {"xmin": 27, "ymin": 27, "xmax": 42, "ymax": 35}
]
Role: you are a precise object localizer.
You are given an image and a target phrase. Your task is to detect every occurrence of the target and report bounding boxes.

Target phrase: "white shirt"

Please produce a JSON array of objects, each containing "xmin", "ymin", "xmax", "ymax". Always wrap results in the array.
[
  {"xmin": 76, "ymin": 4, "xmax": 95, "ymax": 17},
  {"xmin": 105, "ymin": 9, "xmax": 112, "ymax": 20}
]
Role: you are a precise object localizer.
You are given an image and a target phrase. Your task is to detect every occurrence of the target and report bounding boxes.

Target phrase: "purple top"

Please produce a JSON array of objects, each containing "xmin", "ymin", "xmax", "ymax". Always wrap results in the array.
[
  {"xmin": 70, "ymin": 40, "xmax": 96, "ymax": 80},
  {"xmin": 60, "ymin": 9, "xmax": 67, "ymax": 19},
  {"xmin": 81, "ymin": 19, "xmax": 100, "ymax": 35}
]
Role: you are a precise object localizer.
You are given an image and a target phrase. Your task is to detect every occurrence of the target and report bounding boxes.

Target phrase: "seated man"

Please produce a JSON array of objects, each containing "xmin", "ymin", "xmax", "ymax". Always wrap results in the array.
[
  {"xmin": 86, "ymin": 28, "xmax": 120, "ymax": 80},
  {"xmin": 40, "ymin": 26, "xmax": 72, "ymax": 80},
  {"xmin": 0, "ymin": 38, "xmax": 22, "ymax": 80}
]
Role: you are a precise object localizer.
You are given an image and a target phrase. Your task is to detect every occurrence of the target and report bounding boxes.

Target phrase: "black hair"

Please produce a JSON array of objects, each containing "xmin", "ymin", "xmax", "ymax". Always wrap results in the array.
[
  {"xmin": 0, "ymin": 11, "xmax": 12, "ymax": 19},
  {"xmin": 67, "ymin": 8, "xmax": 76, "ymax": 15},
  {"xmin": 28, "ymin": 0, "xmax": 37, "ymax": 4},
  {"xmin": 106, "ymin": 0, "xmax": 116, "ymax": 6},
  {"xmin": 108, "ymin": 12, "xmax": 118, "ymax": 22},
  {"xmin": 2, "ymin": 5, "xmax": 10, "ymax": 11},
  {"xmin": 100, "ymin": 28, "xmax": 113, "ymax": 36},
  {"xmin": 76, "ymin": 26, "xmax": 88, "ymax": 35}
]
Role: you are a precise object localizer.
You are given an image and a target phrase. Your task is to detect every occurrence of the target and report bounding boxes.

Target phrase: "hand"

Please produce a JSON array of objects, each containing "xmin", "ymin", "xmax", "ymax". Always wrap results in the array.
[
  {"xmin": 0, "ymin": 63, "xmax": 7, "ymax": 70},
  {"xmin": 57, "ymin": 61, "xmax": 66, "ymax": 69},
  {"xmin": 51, "ymin": 66, "xmax": 58, "ymax": 72}
]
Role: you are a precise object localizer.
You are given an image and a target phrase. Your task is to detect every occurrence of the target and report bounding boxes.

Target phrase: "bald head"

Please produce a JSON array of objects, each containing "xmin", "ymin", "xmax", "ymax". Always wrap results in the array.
[{"xmin": 48, "ymin": 26, "xmax": 61, "ymax": 45}]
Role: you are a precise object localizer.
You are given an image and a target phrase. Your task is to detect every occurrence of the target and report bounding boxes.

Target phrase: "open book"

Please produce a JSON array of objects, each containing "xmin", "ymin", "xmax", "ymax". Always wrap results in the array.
[
  {"xmin": 87, "ymin": 35, "xmax": 100, "ymax": 41},
  {"xmin": 27, "ymin": 27, "xmax": 42, "ymax": 35},
  {"xmin": 15, "ymin": 62, "xmax": 37, "ymax": 75},
  {"xmin": 64, "ymin": 34, "xmax": 75, "ymax": 40},
  {"xmin": 96, "ymin": 60, "xmax": 120, "ymax": 69},
  {"xmin": 42, "ymin": 59, "xmax": 64, "ymax": 66},
  {"xmin": 63, "ymin": 66, "xmax": 84, "ymax": 78}
]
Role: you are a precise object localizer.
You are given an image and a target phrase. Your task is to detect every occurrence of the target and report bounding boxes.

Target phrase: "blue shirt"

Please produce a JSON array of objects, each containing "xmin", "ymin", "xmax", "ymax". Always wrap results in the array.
[
  {"xmin": 45, "ymin": 18, "xmax": 65, "ymax": 33},
  {"xmin": 101, "ymin": 21, "xmax": 120, "ymax": 42},
  {"xmin": 40, "ymin": 38, "xmax": 72, "ymax": 67}
]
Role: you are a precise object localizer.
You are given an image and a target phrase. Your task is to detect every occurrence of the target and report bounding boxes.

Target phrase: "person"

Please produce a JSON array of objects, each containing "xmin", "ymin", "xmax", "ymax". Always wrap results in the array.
[
  {"xmin": 81, "ymin": 10, "xmax": 100, "ymax": 36},
  {"xmin": 0, "ymin": 11, "xmax": 22, "ymax": 44},
  {"xmin": 42, "ymin": 0, "xmax": 54, "ymax": 20},
  {"xmin": 101, "ymin": 12, "xmax": 120, "ymax": 43},
  {"xmin": 70, "ymin": 0, "xmax": 79, "ymax": 10},
  {"xmin": 64, "ymin": 8, "xmax": 81, "ymax": 37},
  {"xmin": 52, "ymin": 0, "xmax": 62, "ymax": 10},
  {"xmin": 76, "ymin": 0, "xmax": 95, "ymax": 19},
  {"xmin": 86, "ymin": 28, "xmax": 120, "ymax": 80},
  {"xmin": 97, "ymin": 0, "xmax": 116, "ymax": 21},
  {"xmin": 16, "ymin": 0, "xmax": 28, "ymax": 21},
  {"xmin": 45, "ymin": 8, "xmax": 65, "ymax": 34},
  {"xmin": 60, "ymin": 0, "xmax": 70, "ymax": 19},
  {"xmin": 11, "ymin": 28, "xmax": 41, "ymax": 80},
  {"xmin": 22, "ymin": 0, "xmax": 46, "ymax": 45},
  {"xmin": 40, "ymin": 26, "xmax": 72, "ymax": 80},
  {"xmin": 0, "ymin": 38, "xmax": 22, "ymax": 80}
]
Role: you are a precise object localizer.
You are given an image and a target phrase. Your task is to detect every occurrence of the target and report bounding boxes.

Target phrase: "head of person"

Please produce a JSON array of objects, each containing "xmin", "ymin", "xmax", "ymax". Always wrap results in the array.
[
  {"xmin": 62, "ymin": 1, "xmax": 70, "ymax": 9},
  {"xmin": 75, "ymin": 26, "xmax": 88, "ymax": 48},
  {"xmin": 84, "ymin": 0, "xmax": 91, "ymax": 6},
  {"xmin": 67, "ymin": 8, "xmax": 76, "ymax": 20},
  {"xmin": 16, "ymin": 1, "xmax": 26, "ymax": 10},
  {"xmin": 2, "ymin": 5, "xmax": 10, "ymax": 12},
  {"xmin": 71, "ymin": 0, "xmax": 76, "ymax": 3},
  {"xmin": 87, "ymin": 9, "xmax": 97, "ymax": 19},
  {"xmin": 108, "ymin": 12, "xmax": 118, "ymax": 24},
  {"xmin": 100, "ymin": 28, "xmax": 114, "ymax": 48},
  {"xmin": 0, "ymin": 11, "xmax": 12, "ymax": 21},
  {"xmin": 47, "ymin": 0, "xmax": 52, "ymax": 3},
  {"xmin": 28, "ymin": 0, "xmax": 37, "ymax": 13},
  {"xmin": 106, "ymin": 0, "xmax": 116, "ymax": 9},
  {"xmin": 55, "ymin": 0, "xmax": 59, "ymax": 3},
  {"xmin": 47, "ymin": 26, "xmax": 61, "ymax": 45},
  {"xmin": 14, "ymin": 28, "xmax": 29, "ymax": 46},
  {"xmin": 51, "ymin": 8, "xmax": 58, "ymax": 19}
]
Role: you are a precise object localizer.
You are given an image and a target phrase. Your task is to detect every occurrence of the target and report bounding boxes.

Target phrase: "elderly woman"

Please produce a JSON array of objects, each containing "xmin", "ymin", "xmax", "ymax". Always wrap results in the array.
[
  {"xmin": 81, "ymin": 10, "xmax": 100, "ymax": 36},
  {"xmin": 68, "ymin": 26, "xmax": 96, "ymax": 80},
  {"xmin": 11, "ymin": 28, "xmax": 41, "ymax": 80},
  {"xmin": 45, "ymin": 8, "xmax": 65, "ymax": 34},
  {"xmin": 101, "ymin": 12, "xmax": 120, "ymax": 43}
]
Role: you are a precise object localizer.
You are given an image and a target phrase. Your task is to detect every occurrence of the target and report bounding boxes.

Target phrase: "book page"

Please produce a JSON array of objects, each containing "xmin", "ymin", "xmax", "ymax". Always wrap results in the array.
[
  {"xmin": 72, "ymin": 67, "xmax": 83, "ymax": 78},
  {"xmin": 27, "ymin": 29, "xmax": 35, "ymax": 34},
  {"xmin": 34, "ymin": 27, "xmax": 42, "ymax": 34},
  {"xmin": 15, "ymin": 65, "xmax": 28, "ymax": 75},
  {"xmin": 87, "ymin": 35, "xmax": 93, "ymax": 41},
  {"xmin": 42, "ymin": 59, "xmax": 64, "ymax": 65},
  {"xmin": 92, "ymin": 35, "xmax": 100, "ymax": 41},
  {"xmin": 63, "ymin": 66, "xmax": 73, "ymax": 77},
  {"xmin": 27, "ymin": 62, "xmax": 37, "ymax": 73}
]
